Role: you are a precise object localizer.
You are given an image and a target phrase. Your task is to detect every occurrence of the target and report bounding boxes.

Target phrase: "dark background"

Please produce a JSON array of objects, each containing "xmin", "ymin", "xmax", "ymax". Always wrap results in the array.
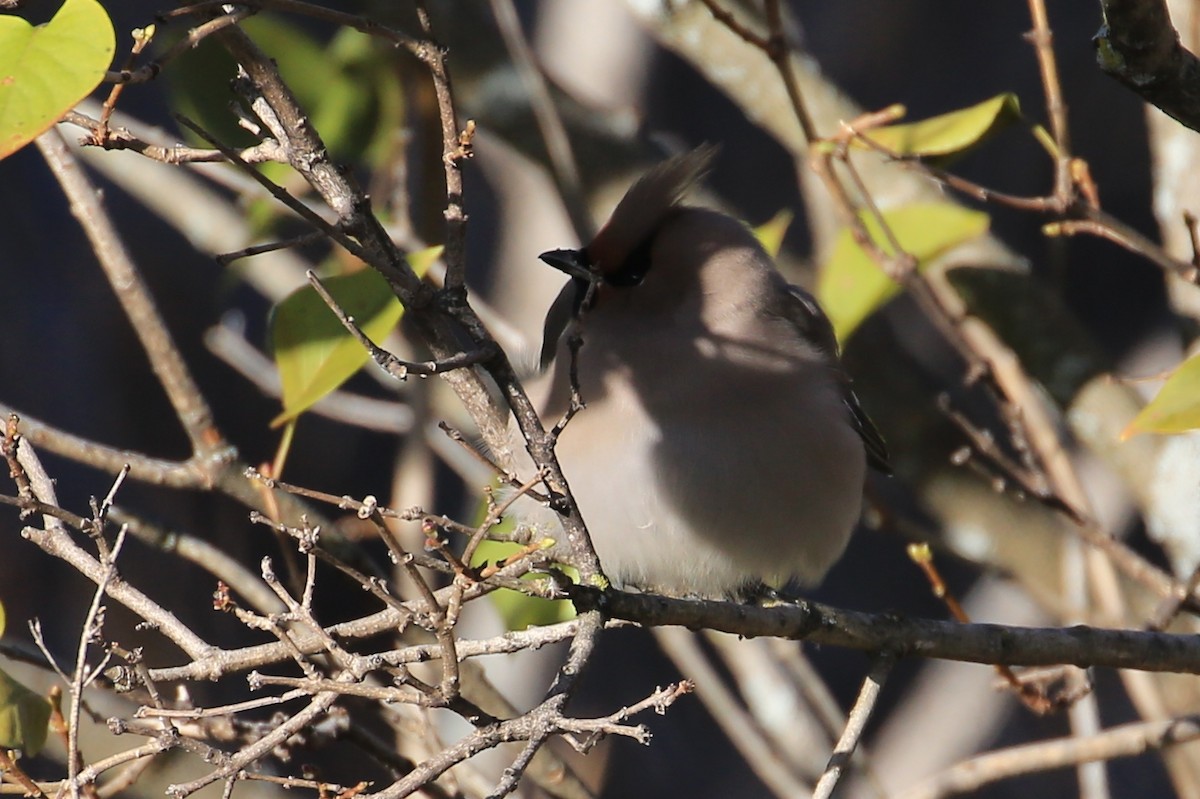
[{"xmin": 0, "ymin": 2, "xmax": 1175, "ymax": 797}]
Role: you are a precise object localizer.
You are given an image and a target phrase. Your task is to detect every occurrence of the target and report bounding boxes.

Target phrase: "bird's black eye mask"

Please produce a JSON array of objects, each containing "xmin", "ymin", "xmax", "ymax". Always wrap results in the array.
[
  {"xmin": 606, "ymin": 232, "xmax": 656, "ymax": 287},
  {"xmin": 539, "ymin": 230, "xmax": 659, "ymax": 316}
]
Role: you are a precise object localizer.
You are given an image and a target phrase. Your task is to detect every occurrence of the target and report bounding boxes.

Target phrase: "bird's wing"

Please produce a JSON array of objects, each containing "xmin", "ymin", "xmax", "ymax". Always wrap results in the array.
[{"xmin": 785, "ymin": 285, "xmax": 892, "ymax": 474}]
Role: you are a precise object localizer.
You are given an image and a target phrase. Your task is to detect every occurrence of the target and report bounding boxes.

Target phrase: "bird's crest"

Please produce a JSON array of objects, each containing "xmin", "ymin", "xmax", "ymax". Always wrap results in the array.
[{"xmin": 587, "ymin": 144, "xmax": 718, "ymax": 273}]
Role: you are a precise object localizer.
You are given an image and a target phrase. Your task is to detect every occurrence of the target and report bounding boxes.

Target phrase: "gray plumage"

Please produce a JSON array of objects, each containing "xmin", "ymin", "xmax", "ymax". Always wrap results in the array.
[{"xmin": 520, "ymin": 147, "xmax": 888, "ymax": 597}]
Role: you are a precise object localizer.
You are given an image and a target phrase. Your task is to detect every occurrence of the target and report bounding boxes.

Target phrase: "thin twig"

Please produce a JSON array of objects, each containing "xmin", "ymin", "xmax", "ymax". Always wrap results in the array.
[
  {"xmin": 1149, "ymin": 564, "xmax": 1200, "ymax": 631},
  {"xmin": 898, "ymin": 714, "xmax": 1200, "ymax": 799},
  {"xmin": 176, "ymin": 116, "xmax": 372, "ymax": 264},
  {"xmin": 1025, "ymin": 0, "xmax": 1073, "ymax": 205},
  {"xmin": 437, "ymin": 422, "xmax": 552, "ymax": 503},
  {"xmin": 165, "ymin": 0, "xmax": 424, "ymax": 57},
  {"xmin": 487, "ymin": 0, "xmax": 594, "ymax": 242},
  {"xmin": 203, "ymin": 323, "xmax": 414, "ymax": 433},
  {"xmin": 655, "ymin": 627, "xmax": 811, "ymax": 798},
  {"xmin": 35, "ymin": 130, "xmax": 225, "ymax": 459},
  {"xmin": 165, "ymin": 692, "xmax": 339, "ymax": 797},
  {"xmin": 214, "ymin": 230, "xmax": 324, "ymax": 264},
  {"xmin": 103, "ymin": 8, "xmax": 252, "ymax": 86},
  {"xmin": 812, "ymin": 654, "xmax": 895, "ymax": 799},
  {"xmin": 1047, "ymin": 213, "xmax": 1200, "ymax": 285},
  {"xmin": 14, "ymin": 439, "xmax": 212, "ymax": 659},
  {"xmin": 67, "ymin": 526, "xmax": 127, "ymax": 799},
  {"xmin": 306, "ymin": 270, "xmax": 497, "ymax": 379},
  {"xmin": 763, "ymin": 0, "xmax": 817, "ymax": 143},
  {"xmin": 0, "ymin": 750, "xmax": 48, "ymax": 799}
]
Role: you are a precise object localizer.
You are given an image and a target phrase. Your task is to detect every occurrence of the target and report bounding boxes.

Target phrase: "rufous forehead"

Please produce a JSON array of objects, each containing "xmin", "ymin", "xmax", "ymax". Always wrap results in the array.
[{"xmin": 585, "ymin": 229, "xmax": 625, "ymax": 275}]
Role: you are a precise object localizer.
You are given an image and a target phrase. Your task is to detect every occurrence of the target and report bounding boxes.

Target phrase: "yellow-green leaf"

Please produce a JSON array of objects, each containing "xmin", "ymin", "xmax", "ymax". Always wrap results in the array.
[
  {"xmin": 862, "ymin": 93, "xmax": 1022, "ymax": 161},
  {"xmin": 818, "ymin": 203, "xmax": 989, "ymax": 341},
  {"xmin": 0, "ymin": 0, "xmax": 115, "ymax": 159},
  {"xmin": 1123, "ymin": 354, "xmax": 1200, "ymax": 438},
  {"xmin": 0, "ymin": 599, "xmax": 5, "ymax": 637},
  {"xmin": 470, "ymin": 539, "xmax": 575, "ymax": 630},
  {"xmin": 270, "ymin": 247, "xmax": 441, "ymax": 427},
  {"xmin": 0, "ymin": 668, "xmax": 51, "ymax": 755},
  {"xmin": 754, "ymin": 209, "xmax": 793, "ymax": 258}
]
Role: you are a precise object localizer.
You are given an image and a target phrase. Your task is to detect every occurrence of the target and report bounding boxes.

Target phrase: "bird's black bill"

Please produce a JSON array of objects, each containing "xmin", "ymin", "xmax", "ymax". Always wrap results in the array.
[{"xmin": 539, "ymin": 248, "xmax": 597, "ymax": 283}]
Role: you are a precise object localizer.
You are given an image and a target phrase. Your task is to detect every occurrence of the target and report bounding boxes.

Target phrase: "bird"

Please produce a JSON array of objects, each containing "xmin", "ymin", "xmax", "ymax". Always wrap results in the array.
[{"xmin": 517, "ymin": 146, "xmax": 889, "ymax": 599}]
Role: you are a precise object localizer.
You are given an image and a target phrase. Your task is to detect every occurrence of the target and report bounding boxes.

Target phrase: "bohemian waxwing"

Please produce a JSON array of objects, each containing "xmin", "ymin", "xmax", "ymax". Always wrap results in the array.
[{"xmin": 520, "ymin": 146, "xmax": 889, "ymax": 598}]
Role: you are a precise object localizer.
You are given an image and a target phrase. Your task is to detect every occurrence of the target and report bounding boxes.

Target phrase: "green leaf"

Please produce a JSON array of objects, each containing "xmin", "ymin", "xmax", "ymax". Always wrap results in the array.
[
  {"xmin": 0, "ymin": 668, "xmax": 51, "ymax": 755},
  {"xmin": 818, "ymin": 203, "xmax": 989, "ymax": 341},
  {"xmin": 270, "ymin": 248, "xmax": 441, "ymax": 426},
  {"xmin": 753, "ymin": 209, "xmax": 793, "ymax": 258},
  {"xmin": 0, "ymin": 0, "xmax": 115, "ymax": 159},
  {"xmin": 166, "ymin": 14, "xmax": 403, "ymax": 168},
  {"xmin": 470, "ymin": 539, "xmax": 575, "ymax": 631},
  {"xmin": 863, "ymin": 93, "xmax": 1022, "ymax": 162},
  {"xmin": 1124, "ymin": 354, "xmax": 1200, "ymax": 438},
  {"xmin": 0, "ymin": 599, "xmax": 5, "ymax": 637}
]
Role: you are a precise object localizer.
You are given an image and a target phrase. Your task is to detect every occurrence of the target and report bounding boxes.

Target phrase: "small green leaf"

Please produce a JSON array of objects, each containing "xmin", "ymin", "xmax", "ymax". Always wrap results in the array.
[
  {"xmin": 0, "ymin": 0, "xmax": 115, "ymax": 159},
  {"xmin": 270, "ymin": 248, "xmax": 441, "ymax": 426},
  {"xmin": 818, "ymin": 203, "xmax": 989, "ymax": 341},
  {"xmin": 167, "ymin": 14, "xmax": 404, "ymax": 171},
  {"xmin": 1124, "ymin": 355, "xmax": 1200, "ymax": 438},
  {"xmin": 470, "ymin": 539, "xmax": 575, "ymax": 631},
  {"xmin": 863, "ymin": 93, "xmax": 1022, "ymax": 161},
  {"xmin": 0, "ymin": 668, "xmax": 51, "ymax": 755},
  {"xmin": 753, "ymin": 209, "xmax": 793, "ymax": 258}
]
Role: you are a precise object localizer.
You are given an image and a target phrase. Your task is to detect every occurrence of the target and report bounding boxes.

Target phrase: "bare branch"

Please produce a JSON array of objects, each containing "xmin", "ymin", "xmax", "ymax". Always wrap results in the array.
[
  {"xmin": 306, "ymin": 270, "xmax": 497, "ymax": 380},
  {"xmin": 577, "ymin": 587, "xmax": 1200, "ymax": 674},
  {"xmin": 812, "ymin": 655, "xmax": 894, "ymax": 799},
  {"xmin": 899, "ymin": 713, "xmax": 1200, "ymax": 799},
  {"xmin": 35, "ymin": 130, "xmax": 225, "ymax": 459}
]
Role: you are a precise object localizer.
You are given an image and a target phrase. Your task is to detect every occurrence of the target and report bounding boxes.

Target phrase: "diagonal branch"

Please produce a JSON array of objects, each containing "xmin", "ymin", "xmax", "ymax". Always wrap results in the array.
[{"xmin": 35, "ymin": 130, "xmax": 224, "ymax": 459}]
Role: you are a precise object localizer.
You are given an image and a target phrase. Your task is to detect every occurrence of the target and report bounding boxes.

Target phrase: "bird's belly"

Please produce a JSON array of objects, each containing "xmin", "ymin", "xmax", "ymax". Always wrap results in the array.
[{"xmin": 546, "ymin": 375, "xmax": 866, "ymax": 596}]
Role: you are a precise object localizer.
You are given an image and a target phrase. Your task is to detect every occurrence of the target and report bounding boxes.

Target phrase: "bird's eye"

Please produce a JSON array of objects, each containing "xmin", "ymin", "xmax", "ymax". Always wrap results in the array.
[{"xmin": 606, "ymin": 233, "xmax": 656, "ymax": 287}]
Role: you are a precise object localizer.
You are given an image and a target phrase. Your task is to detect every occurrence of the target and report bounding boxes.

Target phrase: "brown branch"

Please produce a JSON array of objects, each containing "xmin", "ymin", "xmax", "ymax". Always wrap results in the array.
[
  {"xmin": 348, "ymin": 612, "xmax": 600, "ymax": 799},
  {"xmin": 487, "ymin": 0, "xmax": 594, "ymax": 242},
  {"xmin": 1148, "ymin": 563, "xmax": 1200, "ymax": 631},
  {"xmin": 35, "ymin": 130, "xmax": 225, "ymax": 459},
  {"xmin": 165, "ymin": 692, "xmax": 339, "ymax": 797},
  {"xmin": 764, "ymin": 0, "xmax": 818, "ymax": 143},
  {"xmin": 63, "ymin": 110, "xmax": 288, "ymax": 165},
  {"xmin": 186, "ymin": 1, "xmax": 602, "ymax": 587},
  {"xmin": 306, "ymin": 271, "xmax": 497, "ymax": 379},
  {"xmin": 812, "ymin": 655, "xmax": 894, "ymax": 799},
  {"xmin": 412, "ymin": 2, "xmax": 470, "ymax": 290},
  {"xmin": 899, "ymin": 713, "xmax": 1200, "ymax": 799},
  {"xmin": 104, "ymin": 7, "xmax": 253, "ymax": 86},
  {"xmin": 146, "ymin": 549, "xmax": 557, "ymax": 684},
  {"xmin": 1025, "ymin": 0, "xmax": 1074, "ymax": 205},
  {"xmin": 164, "ymin": 0, "xmax": 424, "ymax": 57},
  {"xmin": 66, "ymin": 526, "xmax": 128, "ymax": 793},
  {"xmin": 175, "ymin": 115, "xmax": 372, "ymax": 264},
  {"xmin": 13, "ymin": 440, "xmax": 212, "ymax": 660},
  {"xmin": 0, "ymin": 750, "xmax": 48, "ymax": 799},
  {"xmin": 698, "ymin": 0, "xmax": 817, "ymax": 141},
  {"xmin": 817, "ymin": 125, "xmax": 1200, "ymax": 618},
  {"xmin": 655, "ymin": 627, "xmax": 811, "ymax": 797},
  {"xmin": 574, "ymin": 587, "xmax": 1200, "ymax": 674},
  {"xmin": 1046, "ymin": 211, "xmax": 1200, "ymax": 285},
  {"xmin": 0, "ymin": 402, "xmax": 210, "ymax": 488}
]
